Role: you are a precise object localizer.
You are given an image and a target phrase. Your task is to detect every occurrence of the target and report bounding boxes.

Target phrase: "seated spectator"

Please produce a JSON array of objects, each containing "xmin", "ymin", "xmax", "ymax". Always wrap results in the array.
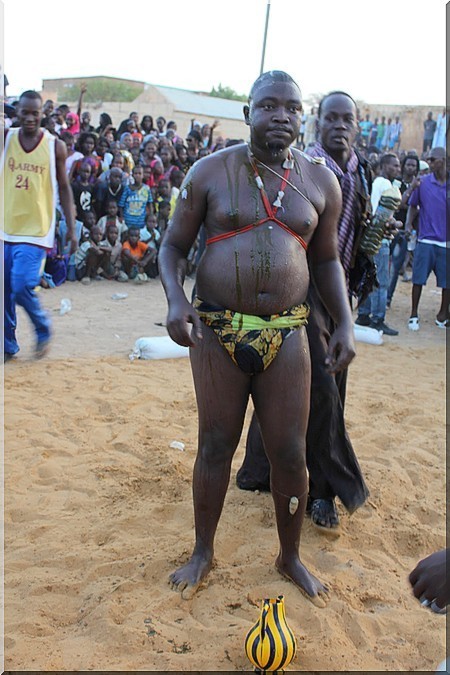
[
  {"xmin": 74, "ymin": 225, "xmax": 107, "ymax": 283},
  {"xmin": 121, "ymin": 226, "xmax": 156, "ymax": 281},
  {"xmin": 99, "ymin": 225, "xmax": 125, "ymax": 280},
  {"xmin": 119, "ymin": 165, "xmax": 153, "ymax": 229},
  {"xmin": 81, "ymin": 210, "xmax": 98, "ymax": 243},
  {"xmin": 97, "ymin": 198, "xmax": 128, "ymax": 241},
  {"xmin": 71, "ymin": 160, "xmax": 95, "ymax": 221}
]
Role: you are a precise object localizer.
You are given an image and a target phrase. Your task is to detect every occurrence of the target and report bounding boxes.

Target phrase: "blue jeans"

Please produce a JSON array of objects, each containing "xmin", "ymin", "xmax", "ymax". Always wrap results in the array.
[
  {"xmin": 4, "ymin": 242, "xmax": 51, "ymax": 355},
  {"xmin": 358, "ymin": 240, "xmax": 390, "ymax": 322},
  {"xmin": 387, "ymin": 232, "xmax": 408, "ymax": 304}
]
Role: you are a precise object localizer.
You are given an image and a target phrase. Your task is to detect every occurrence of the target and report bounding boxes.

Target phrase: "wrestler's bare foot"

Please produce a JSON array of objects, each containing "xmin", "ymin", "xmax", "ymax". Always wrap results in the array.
[
  {"xmin": 169, "ymin": 550, "xmax": 213, "ymax": 600},
  {"xmin": 275, "ymin": 554, "xmax": 330, "ymax": 608}
]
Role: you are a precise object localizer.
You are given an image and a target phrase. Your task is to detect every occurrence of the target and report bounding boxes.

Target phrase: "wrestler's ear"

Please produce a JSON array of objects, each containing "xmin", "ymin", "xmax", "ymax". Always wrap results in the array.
[{"xmin": 243, "ymin": 105, "xmax": 250, "ymax": 126}]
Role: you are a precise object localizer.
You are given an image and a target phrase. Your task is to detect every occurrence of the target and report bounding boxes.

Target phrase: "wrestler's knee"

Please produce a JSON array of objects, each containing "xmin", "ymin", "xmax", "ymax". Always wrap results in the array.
[
  {"xmin": 198, "ymin": 429, "xmax": 237, "ymax": 464},
  {"xmin": 270, "ymin": 440, "xmax": 306, "ymax": 474}
]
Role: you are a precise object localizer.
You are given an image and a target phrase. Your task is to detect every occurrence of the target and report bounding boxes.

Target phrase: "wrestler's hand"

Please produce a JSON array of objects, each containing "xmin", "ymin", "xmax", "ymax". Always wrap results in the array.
[
  {"xmin": 325, "ymin": 324, "xmax": 356, "ymax": 374},
  {"xmin": 166, "ymin": 298, "xmax": 203, "ymax": 347},
  {"xmin": 409, "ymin": 549, "xmax": 450, "ymax": 608}
]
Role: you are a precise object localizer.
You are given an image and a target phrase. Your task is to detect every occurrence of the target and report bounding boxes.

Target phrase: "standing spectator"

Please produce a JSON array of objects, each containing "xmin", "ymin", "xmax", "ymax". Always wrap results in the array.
[
  {"xmin": 387, "ymin": 154, "xmax": 420, "ymax": 307},
  {"xmin": 368, "ymin": 117, "xmax": 379, "ymax": 147},
  {"xmin": 303, "ymin": 106, "xmax": 317, "ymax": 148},
  {"xmin": 406, "ymin": 147, "xmax": 449, "ymax": 330},
  {"xmin": 185, "ymin": 130, "xmax": 201, "ymax": 165},
  {"xmin": 359, "ymin": 113, "xmax": 372, "ymax": 146},
  {"xmin": 356, "ymin": 153, "xmax": 401, "ymax": 334},
  {"xmin": 156, "ymin": 116, "xmax": 166, "ymax": 136},
  {"xmin": 70, "ymin": 132, "xmax": 102, "ymax": 182},
  {"xmin": 390, "ymin": 115, "xmax": 402, "ymax": 151},
  {"xmin": 79, "ymin": 111, "xmax": 95, "ymax": 134},
  {"xmin": 237, "ymin": 91, "xmax": 372, "ymax": 532},
  {"xmin": 71, "ymin": 160, "xmax": 95, "ymax": 221},
  {"xmin": 381, "ymin": 117, "xmax": 391, "ymax": 150},
  {"xmin": 423, "ymin": 112, "xmax": 437, "ymax": 153},
  {"xmin": 93, "ymin": 166, "xmax": 125, "ymax": 217},
  {"xmin": 432, "ymin": 108, "xmax": 447, "ymax": 148},
  {"xmin": 96, "ymin": 112, "xmax": 113, "ymax": 136},
  {"xmin": 66, "ymin": 112, "xmax": 80, "ymax": 139},
  {"xmin": 376, "ymin": 116, "xmax": 386, "ymax": 149},
  {"xmin": 140, "ymin": 115, "xmax": 155, "ymax": 136},
  {"xmin": 60, "ymin": 131, "xmax": 83, "ymax": 175},
  {"xmin": 40, "ymin": 99, "xmax": 54, "ymax": 127},
  {"xmin": 1, "ymin": 90, "xmax": 77, "ymax": 359},
  {"xmin": 119, "ymin": 165, "xmax": 153, "ymax": 229}
]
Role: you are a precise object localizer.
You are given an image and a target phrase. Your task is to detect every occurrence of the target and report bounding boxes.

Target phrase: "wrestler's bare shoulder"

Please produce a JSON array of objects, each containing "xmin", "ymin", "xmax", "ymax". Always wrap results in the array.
[{"xmin": 291, "ymin": 148, "xmax": 341, "ymax": 201}]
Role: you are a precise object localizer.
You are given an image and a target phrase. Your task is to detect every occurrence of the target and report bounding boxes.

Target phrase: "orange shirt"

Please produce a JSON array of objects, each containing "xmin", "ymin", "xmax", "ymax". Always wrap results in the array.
[{"xmin": 122, "ymin": 240, "xmax": 148, "ymax": 260}]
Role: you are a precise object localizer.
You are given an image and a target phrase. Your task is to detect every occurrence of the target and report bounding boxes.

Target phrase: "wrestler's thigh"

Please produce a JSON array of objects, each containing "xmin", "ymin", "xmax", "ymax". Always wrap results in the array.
[
  {"xmin": 189, "ymin": 323, "xmax": 251, "ymax": 440},
  {"xmin": 251, "ymin": 328, "xmax": 311, "ymax": 450}
]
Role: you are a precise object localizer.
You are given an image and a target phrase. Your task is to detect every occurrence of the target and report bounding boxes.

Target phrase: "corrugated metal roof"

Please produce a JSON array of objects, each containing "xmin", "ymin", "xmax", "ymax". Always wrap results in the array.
[{"xmin": 153, "ymin": 85, "xmax": 246, "ymax": 120}]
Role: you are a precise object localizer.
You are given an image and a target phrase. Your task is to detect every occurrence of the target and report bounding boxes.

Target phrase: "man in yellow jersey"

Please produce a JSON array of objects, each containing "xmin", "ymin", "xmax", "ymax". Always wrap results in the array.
[{"xmin": 1, "ymin": 90, "xmax": 77, "ymax": 360}]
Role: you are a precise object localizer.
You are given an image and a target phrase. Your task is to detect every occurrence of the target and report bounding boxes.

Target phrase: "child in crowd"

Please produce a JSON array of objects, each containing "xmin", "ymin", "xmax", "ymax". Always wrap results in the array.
[
  {"xmin": 74, "ymin": 225, "xmax": 110, "ymax": 283},
  {"xmin": 140, "ymin": 213, "xmax": 161, "ymax": 278},
  {"xmin": 97, "ymin": 198, "xmax": 128, "ymax": 242},
  {"xmin": 156, "ymin": 199, "xmax": 171, "ymax": 241},
  {"xmin": 155, "ymin": 178, "xmax": 177, "ymax": 218},
  {"xmin": 81, "ymin": 210, "xmax": 98, "ymax": 243},
  {"xmin": 43, "ymin": 214, "xmax": 69, "ymax": 287},
  {"xmin": 71, "ymin": 160, "xmax": 95, "ymax": 221},
  {"xmin": 121, "ymin": 226, "xmax": 156, "ymax": 281},
  {"xmin": 119, "ymin": 165, "xmax": 153, "ymax": 230},
  {"xmin": 99, "ymin": 225, "xmax": 127, "ymax": 280}
]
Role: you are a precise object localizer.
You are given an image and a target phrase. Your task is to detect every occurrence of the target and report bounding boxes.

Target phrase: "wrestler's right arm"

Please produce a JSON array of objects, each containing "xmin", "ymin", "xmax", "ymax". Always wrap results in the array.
[{"xmin": 159, "ymin": 162, "xmax": 208, "ymax": 347}]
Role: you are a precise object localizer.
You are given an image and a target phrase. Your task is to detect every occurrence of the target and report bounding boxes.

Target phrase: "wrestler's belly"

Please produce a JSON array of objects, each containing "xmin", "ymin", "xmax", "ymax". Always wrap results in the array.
[{"xmin": 195, "ymin": 225, "xmax": 309, "ymax": 315}]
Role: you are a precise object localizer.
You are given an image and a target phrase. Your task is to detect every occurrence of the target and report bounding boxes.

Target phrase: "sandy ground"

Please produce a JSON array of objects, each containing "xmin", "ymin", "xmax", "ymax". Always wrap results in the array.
[{"xmin": 3, "ymin": 274, "xmax": 447, "ymax": 671}]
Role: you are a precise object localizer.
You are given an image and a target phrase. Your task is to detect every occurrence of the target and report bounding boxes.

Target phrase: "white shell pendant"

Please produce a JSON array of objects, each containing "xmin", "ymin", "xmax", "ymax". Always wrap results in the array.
[
  {"xmin": 289, "ymin": 496, "xmax": 299, "ymax": 515},
  {"xmin": 273, "ymin": 190, "xmax": 284, "ymax": 208}
]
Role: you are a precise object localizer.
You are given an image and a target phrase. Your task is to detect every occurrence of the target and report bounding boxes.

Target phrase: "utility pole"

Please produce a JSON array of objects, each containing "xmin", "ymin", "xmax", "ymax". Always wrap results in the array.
[{"xmin": 260, "ymin": 0, "xmax": 271, "ymax": 75}]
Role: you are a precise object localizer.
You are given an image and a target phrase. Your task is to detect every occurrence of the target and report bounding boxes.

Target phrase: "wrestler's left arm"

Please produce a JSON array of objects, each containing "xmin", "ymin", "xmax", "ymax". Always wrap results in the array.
[{"xmin": 308, "ymin": 168, "xmax": 355, "ymax": 374}]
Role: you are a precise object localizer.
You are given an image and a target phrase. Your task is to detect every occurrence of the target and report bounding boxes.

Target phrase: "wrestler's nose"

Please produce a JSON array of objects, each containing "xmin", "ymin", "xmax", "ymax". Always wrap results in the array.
[{"xmin": 272, "ymin": 107, "xmax": 290, "ymax": 123}]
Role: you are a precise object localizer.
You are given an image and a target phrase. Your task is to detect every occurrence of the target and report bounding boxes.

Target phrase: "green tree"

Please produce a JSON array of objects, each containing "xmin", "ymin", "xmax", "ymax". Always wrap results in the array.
[
  {"xmin": 209, "ymin": 83, "xmax": 247, "ymax": 102},
  {"xmin": 57, "ymin": 78, "xmax": 143, "ymax": 103}
]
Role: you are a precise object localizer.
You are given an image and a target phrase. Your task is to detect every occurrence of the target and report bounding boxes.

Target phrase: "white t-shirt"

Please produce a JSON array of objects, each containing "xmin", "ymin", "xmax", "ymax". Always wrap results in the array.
[{"xmin": 370, "ymin": 176, "xmax": 392, "ymax": 212}]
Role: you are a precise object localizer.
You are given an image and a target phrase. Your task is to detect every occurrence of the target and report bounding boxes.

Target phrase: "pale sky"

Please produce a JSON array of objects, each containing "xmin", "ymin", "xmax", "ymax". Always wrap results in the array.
[{"xmin": 2, "ymin": 0, "xmax": 446, "ymax": 107}]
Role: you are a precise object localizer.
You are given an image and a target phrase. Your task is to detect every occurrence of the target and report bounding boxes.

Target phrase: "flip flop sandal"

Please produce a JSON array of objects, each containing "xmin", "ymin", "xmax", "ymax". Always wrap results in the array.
[
  {"xmin": 435, "ymin": 319, "xmax": 449, "ymax": 328},
  {"xmin": 309, "ymin": 499, "xmax": 340, "ymax": 537},
  {"xmin": 408, "ymin": 317, "xmax": 420, "ymax": 331}
]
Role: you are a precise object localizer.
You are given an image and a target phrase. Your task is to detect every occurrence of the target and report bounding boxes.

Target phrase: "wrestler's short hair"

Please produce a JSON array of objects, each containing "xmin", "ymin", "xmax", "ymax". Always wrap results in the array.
[
  {"xmin": 318, "ymin": 91, "xmax": 358, "ymax": 118},
  {"xmin": 248, "ymin": 71, "xmax": 301, "ymax": 104}
]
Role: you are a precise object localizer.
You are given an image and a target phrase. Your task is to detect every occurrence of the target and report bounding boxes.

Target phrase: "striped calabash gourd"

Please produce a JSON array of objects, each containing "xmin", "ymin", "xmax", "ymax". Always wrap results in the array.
[{"xmin": 245, "ymin": 595, "xmax": 296, "ymax": 672}]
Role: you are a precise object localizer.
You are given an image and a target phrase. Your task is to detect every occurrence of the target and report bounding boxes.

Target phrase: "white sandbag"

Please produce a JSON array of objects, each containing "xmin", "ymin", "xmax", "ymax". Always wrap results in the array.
[
  {"xmin": 353, "ymin": 324, "xmax": 383, "ymax": 346},
  {"xmin": 130, "ymin": 336, "xmax": 189, "ymax": 360}
]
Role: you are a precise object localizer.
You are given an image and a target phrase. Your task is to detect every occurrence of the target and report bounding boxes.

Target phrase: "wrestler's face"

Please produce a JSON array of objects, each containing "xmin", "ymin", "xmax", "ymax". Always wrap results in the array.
[
  {"xmin": 245, "ymin": 80, "xmax": 302, "ymax": 154},
  {"xmin": 318, "ymin": 94, "xmax": 358, "ymax": 155}
]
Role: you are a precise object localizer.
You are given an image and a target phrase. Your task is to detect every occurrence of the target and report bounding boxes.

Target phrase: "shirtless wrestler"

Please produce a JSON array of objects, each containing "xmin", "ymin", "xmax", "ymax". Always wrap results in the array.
[{"xmin": 159, "ymin": 71, "xmax": 355, "ymax": 605}]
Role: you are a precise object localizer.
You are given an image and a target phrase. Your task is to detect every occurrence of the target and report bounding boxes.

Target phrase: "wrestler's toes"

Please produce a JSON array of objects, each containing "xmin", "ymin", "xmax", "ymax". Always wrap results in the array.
[{"xmin": 181, "ymin": 583, "xmax": 199, "ymax": 600}]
